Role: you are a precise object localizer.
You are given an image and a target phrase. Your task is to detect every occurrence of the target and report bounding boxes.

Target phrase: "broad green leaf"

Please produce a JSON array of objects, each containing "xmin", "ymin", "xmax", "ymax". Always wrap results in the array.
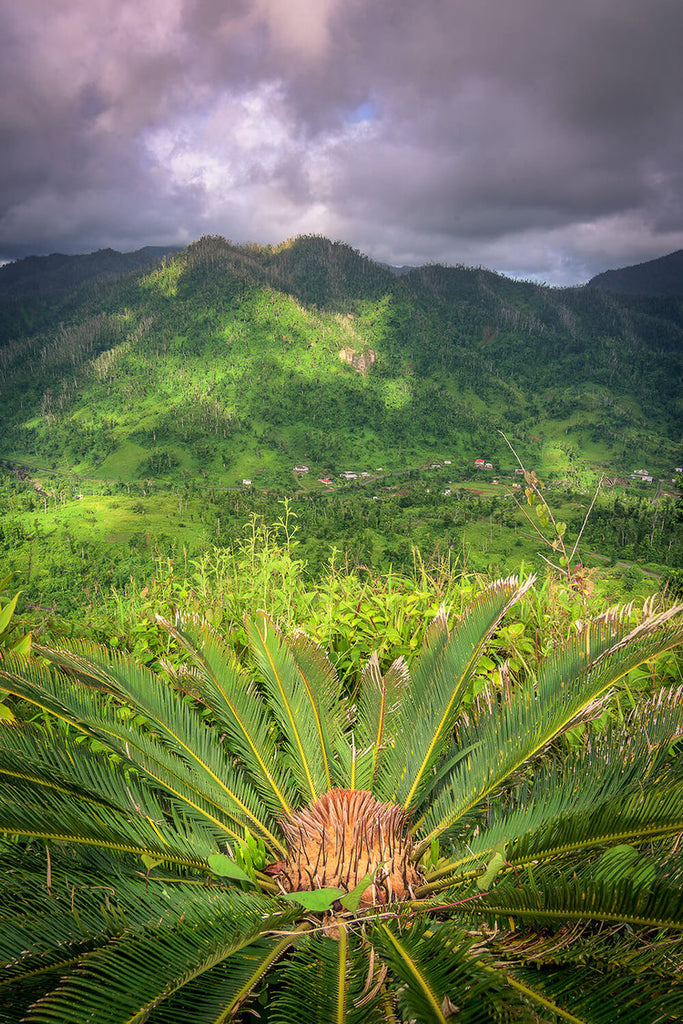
[
  {"xmin": 282, "ymin": 887, "xmax": 344, "ymax": 912},
  {"xmin": 477, "ymin": 842, "xmax": 506, "ymax": 891},
  {"xmin": 0, "ymin": 592, "xmax": 20, "ymax": 636},
  {"xmin": 505, "ymin": 622, "xmax": 526, "ymax": 637},
  {"xmin": 208, "ymin": 853, "xmax": 254, "ymax": 883},
  {"xmin": 10, "ymin": 632, "xmax": 31, "ymax": 656},
  {"xmin": 141, "ymin": 854, "xmax": 163, "ymax": 871},
  {"xmin": 0, "ymin": 700, "xmax": 15, "ymax": 722},
  {"xmin": 340, "ymin": 871, "xmax": 375, "ymax": 913}
]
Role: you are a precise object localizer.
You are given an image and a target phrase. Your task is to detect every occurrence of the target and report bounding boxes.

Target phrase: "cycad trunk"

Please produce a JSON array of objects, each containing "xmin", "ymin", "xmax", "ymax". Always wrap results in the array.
[{"xmin": 274, "ymin": 789, "xmax": 423, "ymax": 904}]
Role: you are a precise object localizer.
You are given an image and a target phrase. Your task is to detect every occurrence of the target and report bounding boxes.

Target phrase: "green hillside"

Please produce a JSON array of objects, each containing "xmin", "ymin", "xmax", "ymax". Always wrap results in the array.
[
  {"xmin": 1, "ymin": 234, "xmax": 681, "ymax": 489},
  {"xmin": 0, "ymin": 235, "xmax": 681, "ymax": 617}
]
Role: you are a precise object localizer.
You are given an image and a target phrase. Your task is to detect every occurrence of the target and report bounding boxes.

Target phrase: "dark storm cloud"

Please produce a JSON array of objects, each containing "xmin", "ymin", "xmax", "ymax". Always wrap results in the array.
[{"xmin": 2, "ymin": 0, "xmax": 683, "ymax": 283}]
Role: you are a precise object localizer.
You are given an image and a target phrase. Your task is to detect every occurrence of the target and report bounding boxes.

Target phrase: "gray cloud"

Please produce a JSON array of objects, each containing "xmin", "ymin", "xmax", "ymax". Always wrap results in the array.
[{"xmin": 2, "ymin": 0, "xmax": 683, "ymax": 283}]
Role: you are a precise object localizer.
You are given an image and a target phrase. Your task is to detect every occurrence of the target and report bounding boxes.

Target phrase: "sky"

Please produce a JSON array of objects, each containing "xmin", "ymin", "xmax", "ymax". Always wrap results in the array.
[{"xmin": 2, "ymin": 0, "xmax": 683, "ymax": 285}]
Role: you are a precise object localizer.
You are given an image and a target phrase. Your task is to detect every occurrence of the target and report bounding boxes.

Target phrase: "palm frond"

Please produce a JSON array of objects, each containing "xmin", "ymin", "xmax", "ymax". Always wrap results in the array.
[
  {"xmin": 371, "ymin": 919, "xmax": 506, "ymax": 1023},
  {"xmin": 495, "ymin": 923, "xmax": 683, "ymax": 983},
  {"xmin": 503, "ymin": 964, "xmax": 683, "ymax": 1024},
  {"xmin": 380, "ymin": 574, "xmax": 534, "ymax": 810},
  {"xmin": 1, "ymin": 647, "xmax": 286, "ymax": 854},
  {"xmin": 422, "ymin": 691, "xmax": 683, "ymax": 889},
  {"xmin": 0, "ymin": 764, "xmax": 213, "ymax": 870},
  {"xmin": 270, "ymin": 930, "xmax": 386, "ymax": 1024},
  {"xmin": 148, "ymin": 931, "xmax": 306, "ymax": 1024},
  {"xmin": 158, "ymin": 614, "xmax": 298, "ymax": 817},
  {"xmin": 415, "ymin": 608, "xmax": 683, "ymax": 855},
  {"xmin": 246, "ymin": 612, "xmax": 334, "ymax": 802},
  {"xmin": 21, "ymin": 889, "xmax": 291, "ymax": 1024},
  {"xmin": 476, "ymin": 852, "xmax": 683, "ymax": 932},
  {"xmin": 286, "ymin": 630, "xmax": 349, "ymax": 789},
  {"xmin": 352, "ymin": 652, "xmax": 409, "ymax": 792},
  {"xmin": 0, "ymin": 846, "xmax": 211, "ymax": 990}
]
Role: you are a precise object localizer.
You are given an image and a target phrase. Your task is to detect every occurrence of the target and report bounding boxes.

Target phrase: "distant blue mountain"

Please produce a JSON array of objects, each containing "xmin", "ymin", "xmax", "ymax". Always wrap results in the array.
[
  {"xmin": 587, "ymin": 250, "xmax": 683, "ymax": 296},
  {"xmin": 0, "ymin": 246, "xmax": 182, "ymax": 298}
]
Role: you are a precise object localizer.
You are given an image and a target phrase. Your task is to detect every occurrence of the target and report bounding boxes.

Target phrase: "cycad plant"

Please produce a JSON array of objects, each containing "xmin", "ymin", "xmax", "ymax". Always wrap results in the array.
[{"xmin": 1, "ymin": 576, "xmax": 683, "ymax": 1023}]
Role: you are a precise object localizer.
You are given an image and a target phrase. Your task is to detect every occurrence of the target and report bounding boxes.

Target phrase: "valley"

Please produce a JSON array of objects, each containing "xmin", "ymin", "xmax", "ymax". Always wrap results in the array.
[{"xmin": 0, "ymin": 235, "xmax": 681, "ymax": 624}]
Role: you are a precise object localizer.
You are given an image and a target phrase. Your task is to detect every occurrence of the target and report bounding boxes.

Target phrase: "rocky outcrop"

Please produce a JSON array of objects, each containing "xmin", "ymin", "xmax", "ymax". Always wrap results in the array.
[{"xmin": 339, "ymin": 347, "xmax": 376, "ymax": 376}]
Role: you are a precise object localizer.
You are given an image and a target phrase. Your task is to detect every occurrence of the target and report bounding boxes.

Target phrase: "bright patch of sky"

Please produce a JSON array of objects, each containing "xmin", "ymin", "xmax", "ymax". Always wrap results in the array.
[{"xmin": 347, "ymin": 101, "xmax": 376, "ymax": 124}]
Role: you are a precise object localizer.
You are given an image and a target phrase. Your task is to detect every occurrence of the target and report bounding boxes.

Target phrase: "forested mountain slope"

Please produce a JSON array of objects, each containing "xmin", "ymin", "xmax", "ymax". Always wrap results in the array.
[
  {"xmin": 0, "ymin": 235, "xmax": 681, "ymax": 487},
  {"xmin": 587, "ymin": 249, "xmax": 683, "ymax": 296},
  {"xmin": 0, "ymin": 246, "xmax": 181, "ymax": 342}
]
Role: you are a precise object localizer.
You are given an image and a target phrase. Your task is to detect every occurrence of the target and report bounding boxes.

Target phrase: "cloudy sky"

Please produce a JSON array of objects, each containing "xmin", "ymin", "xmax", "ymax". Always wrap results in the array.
[{"xmin": 2, "ymin": 0, "xmax": 682, "ymax": 284}]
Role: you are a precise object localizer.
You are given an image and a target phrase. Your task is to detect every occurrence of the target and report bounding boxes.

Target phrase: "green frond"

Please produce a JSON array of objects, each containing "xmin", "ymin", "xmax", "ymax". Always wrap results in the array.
[
  {"xmin": 371, "ymin": 919, "xmax": 506, "ymax": 1023},
  {"xmin": 0, "ymin": 763, "xmax": 212, "ymax": 870},
  {"xmin": 0, "ymin": 846, "xmax": 209, "ymax": 991},
  {"xmin": 415, "ymin": 609, "xmax": 683, "ymax": 855},
  {"xmin": 352, "ymin": 652, "xmax": 409, "ymax": 792},
  {"xmin": 1, "ymin": 646, "xmax": 286, "ymax": 855},
  {"xmin": 496, "ymin": 923, "xmax": 683, "ymax": 983},
  {"xmin": 44, "ymin": 640, "xmax": 272, "ymax": 822},
  {"xmin": 506, "ymin": 779, "xmax": 683, "ymax": 874},
  {"xmin": 246, "ymin": 612, "xmax": 333, "ymax": 802},
  {"xmin": 270, "ymin": 931, "xmax": 386, "ymax": 1024},
  {"xmin": 0, "ymin": 651, "xmax": 103, "ymax": 735},
  {"xmin": 158, "ymin": 614, "xmax": 298, "ymax": 817},
  {"xmin": 21, "ymin": 889, "xmax": 291, "ymax": 1024},
  {"xmin": 286, "ymin": 630, "xmax": 349, "ymax": 790},
  {"xmin": 503, "ymin": 964, "xmax": 683, "ymax": 1024},
  {"xmin": 148, "ymin": 932, "xmax": 306, "ymax": 1024},
  {"xmin": 476, "ymin": 853, "xmax": 683, "ymax": 932},
  {"xmin": 422, "ymin": 696, "xmax": 683, "ymax": 889},
  {"xmin": 380, "ymin": 574, "xmax": 535, "ymax": 810}
]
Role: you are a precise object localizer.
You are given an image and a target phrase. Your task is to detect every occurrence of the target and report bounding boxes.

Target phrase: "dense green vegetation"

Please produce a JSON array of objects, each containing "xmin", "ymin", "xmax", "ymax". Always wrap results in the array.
[
  {"xmin": 0, "ymin": 232, "xmax": 680, "ymax": 624},
  {"xmin": 1, "ymin": 570, "xmax": 683, "ymax": 1022},
  {"xmin": 1, "ymin": 235, "xmax": 681, "ymax": 488},
  {"xmin": 2, "ymin": 462, "xmax": 681, "ymax": 634},
  {"xmin": 1, "ymin": 237, "xmax": 682, "ymax": 1021}
]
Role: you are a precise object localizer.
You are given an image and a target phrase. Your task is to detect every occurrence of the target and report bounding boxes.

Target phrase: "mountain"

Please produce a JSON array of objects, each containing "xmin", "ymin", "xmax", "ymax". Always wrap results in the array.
[
  {"xmin": 587, "ymin": 250, "xmax": 683, "ymax": 296},
  {"xmin": 0, "ymin": 245, "xmax": 182, "ymax": 341},
  {"xmin": 0, "ymin": 246, "xmax": 183, "ymax": 299},
  {"xmin": 0, "ymin": 234, "xmax": 681, "ymax": 488}
]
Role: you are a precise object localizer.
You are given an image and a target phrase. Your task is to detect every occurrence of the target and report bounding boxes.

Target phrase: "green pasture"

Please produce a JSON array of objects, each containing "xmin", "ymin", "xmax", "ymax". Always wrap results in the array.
[{"xmin": 13, "ymin": 493, "xmax": 209, "ymax": 549}]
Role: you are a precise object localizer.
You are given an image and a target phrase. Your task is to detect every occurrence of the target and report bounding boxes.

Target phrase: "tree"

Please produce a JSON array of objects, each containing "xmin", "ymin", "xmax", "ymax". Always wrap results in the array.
[{"xmin": 1, "ymin": 578, "xmax": 683, "ymax": 1022}]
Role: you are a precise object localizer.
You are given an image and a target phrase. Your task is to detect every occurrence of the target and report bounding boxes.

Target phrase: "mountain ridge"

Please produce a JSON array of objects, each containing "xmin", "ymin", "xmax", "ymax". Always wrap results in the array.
[
  {"xmin": 0, "ymin": 245, "xmax": 183, "ymax": 298},
  {"xmin": 587, "ymin": 249, "xmax": 683, "ymax": 296},
  {"xmin": 1, "ymin": 234, "xmax": 681, "ymax": 488}
]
